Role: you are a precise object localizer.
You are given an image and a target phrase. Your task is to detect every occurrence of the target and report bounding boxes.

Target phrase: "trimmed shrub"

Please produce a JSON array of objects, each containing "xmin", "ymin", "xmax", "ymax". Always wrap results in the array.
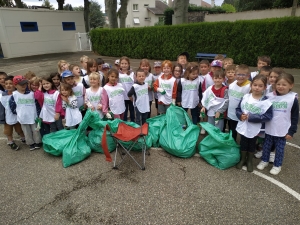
[{"xmin": 90, "ymin": 17, "xmax": 300, "ymax": 68}]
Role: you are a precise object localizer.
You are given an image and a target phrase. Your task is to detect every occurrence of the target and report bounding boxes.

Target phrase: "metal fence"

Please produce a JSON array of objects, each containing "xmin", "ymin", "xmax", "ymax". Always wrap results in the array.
[{"xmin": 75, "ymin": 32, "xmax": 91, "ymax": 51}]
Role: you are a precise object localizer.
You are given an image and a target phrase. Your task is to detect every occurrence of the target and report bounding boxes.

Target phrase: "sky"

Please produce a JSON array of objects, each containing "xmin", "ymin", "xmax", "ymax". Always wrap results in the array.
[{"xmin": 23, "ymin": 0, "xmax": 223, "ymax": 10}]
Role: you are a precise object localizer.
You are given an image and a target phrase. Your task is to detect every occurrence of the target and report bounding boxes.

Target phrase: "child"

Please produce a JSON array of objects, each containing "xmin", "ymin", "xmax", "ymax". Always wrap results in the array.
[
  {"xmin": 266, "ymin": 68, "xmax": 284, "ymax": 95},
  {"xmin": 102, "ymin": 63, "xmax": 111, "ymax": 86},
  {"xmin": 24, "ymin": 71, "xmax": 36, "ymax": 81},
  {"xmin": 177, "ymin": 52, "xmax": 189, "ymax": 73},
  {"xmin": 83, "ymin": 58, "xmax": 98, "ymax": 89},
  {"xmin": 223, "ymin": 58, "xmax": 234, "ymax": 69},
  {"xmin": 57, "ymin": 60, "xmax": 69, "ymax": 75},
  {"xmin": 119, "ymin": 56, "xmax": 135, "ymax": 122},
  {"xmin": 69, "ymin": 64, "xmax": 83, "ymax": 83},
  {"xmin": 202, "ymin": 60, "xmax": 222, "ymax": 93},
  {"xmin": 80, "ymin": 55, "xmax": 89, "ymax": 76},
  {"xmin": 227, "ymin": 64, "xmax": 251, "ymax": 141},
  {"xmin": 153, "ymin": 60, "xmax": 177, "ymax": 114},
  {"xmin": 259, "ymin": 65, "xmax": 272, "ymax": 77},
  {"xmin": 201, "ymin": 70, "xmax": 228, "ymax": 130},
  {"xmin": 0, "ymin": 76, "xmax": 25, "ymax": 150},
  {"xmin": 0, "ymin": 72, "xmax": 7, "ymax": 124},
  {"xmin": 152, "ymin": 61, "xmax": 162, "ymax": 115},
  {"xmin": 35, "ymin": 76, "xmax": 64, "ymax": 134},
  {"xmin": 198, "ymin": 60, "xmax": 210, "ymax": 85},
  {"xmin": 257, "ymin": 73, "xmax": 299, "ymax": 175},
  {"xmin": 60, "ymin": 82, "xmax": 82, "ymax": 129},
  {"xmin": 9, "ymin": 76, "xmax": 42, "ymax": 150},
  {"xmin": 139, "ymin": 59, "xmax": 154, "ymax": 118},
  {"xmin": 85, "ymin": 72, "xmax": 104, "ymax": 119},
  {"xmin": 250, "ymin": 55, "xmax": 271, "ymax": 80},
  {"xmin": 214, "ymin": 54, "xmax": 225, "ymax": 62},
  {"xmin": 177, "ymin": 65, "xmax": 202, "ymax": 125},
  {"xmin": 114, "ymin": 59, "xmax": 120, "ymax": 71},
  {"xmin": 128, "ymin": 69, "xmax": 150, "ymax": 125},
  {"xmin": 96, "ymin": 58, "xmax": 105, "ymax": 75},
  {"xmin": 50, "ymin": 72, "xmax": 61, "ymax": 90},
  {"xmin": 224, "ymin": 64, "xmax": 236, "ymax": 86},
  {"xmin": 235, "ymin": 75, "xmax": 273, "ymax": 172},
  {"xmin": 173, "ymin": 63, "xmax": 183, "ymax": 84},
  {"xmin": 101, "ymin": 68, "xmax": 126, "ymax": 119}
]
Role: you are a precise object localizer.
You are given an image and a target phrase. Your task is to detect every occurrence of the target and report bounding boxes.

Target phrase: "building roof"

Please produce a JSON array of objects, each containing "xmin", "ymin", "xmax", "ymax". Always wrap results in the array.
[
  {"xmin": 147, "ymin": 1, "xmax": 168, "ymax": 15},
  {"xmin": 201, "ymin": 0, "xmax": 212, "ymax": 8}
]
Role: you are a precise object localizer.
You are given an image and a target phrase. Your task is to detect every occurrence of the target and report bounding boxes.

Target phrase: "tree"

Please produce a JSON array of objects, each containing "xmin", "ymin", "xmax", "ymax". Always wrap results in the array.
[
  {"xmin": 173, "ymin": 0, "xmax": 189, "ymax": 24},
  {"xmin": 42, "ymin": 0, "xmax": 54, "ymax": 9},
  {"xmin": 14, "ymin": 0, "xmax": 27, "ymax": 8},
  {"xmin": 221, "ymin": 3, "xmax": 236, "ymax": 12},
  {"xmin": 89, "ymin": 1, "xmax": 105, "ymax": 28},
  {"xmin": 0, "ymin": 0, "xmax": 14, "ymax": 7},
  {"xmin": 291, "ymin": 0, "xmax": 298, "ymax": 16},
  {"xmin": 105, "ymin": 0, "xmax": 118, "ymax": 28},
  {"xmin": 63, "ymin": 3, "xmax": 73, "ymax": 11},
  {"xmin": 57, "ymin": 0, "xmax": 64, "ymax": 10},
  {"xmin": 84, "ymin": 0, "xmax": 90, "ymax": 32},
  {"xmin": 118, "ymin": 0, "xmax": 128, "ymax": 28},
  {"xmin": 73, "ymin": 6, "xmax": 84, "ymax": 11}
]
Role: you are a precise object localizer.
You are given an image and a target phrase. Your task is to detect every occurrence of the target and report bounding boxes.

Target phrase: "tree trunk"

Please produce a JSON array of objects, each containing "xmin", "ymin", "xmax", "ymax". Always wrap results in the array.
[
  {"xmin": 291, "ymin": 0, "xmax": 298, "ymax": 16},
  {"xmin": 173, "ymin": 0, "xmax": 189, "ymax": 24},
  {"xmin": 57, "ymin": 0, "xmax": 64, "ymax": 10},
  {"xmin": 14, "ymin": 0, "xmax": 24, "ymax": 8},
  {"xmin": 106, "ymin": 0, "xmax": 118, "ymax": 28},
  {"xmin": 84, "ymin": 0, "xmax": 90, "ymax": 32},
  {"xmin": 118, "ymin": 0, "xmax": 128, "ymax": 28}
]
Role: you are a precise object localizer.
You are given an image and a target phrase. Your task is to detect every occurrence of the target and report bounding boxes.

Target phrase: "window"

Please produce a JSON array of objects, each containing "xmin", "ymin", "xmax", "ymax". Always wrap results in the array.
[
  {"xmin": 20, "ymin": 22, "xmax": 38, "ymax": 32},
  {"xmin": 133, "ymin": 4, "xmax": 138, "ymax": 11},
  {"xmin": 133, "ymin": 18, "xmax": 140, "ymax": 24},
  {"xmin": 145, "ymin": 17, "xmax": 151, "ymax": 21},
  {"xmin": 144, "ymin": 4, "xmax": 149, "ymax": 7},
  {"xmin": 62, "ymin": 22, "xmax": 76, "ymax": 31}
]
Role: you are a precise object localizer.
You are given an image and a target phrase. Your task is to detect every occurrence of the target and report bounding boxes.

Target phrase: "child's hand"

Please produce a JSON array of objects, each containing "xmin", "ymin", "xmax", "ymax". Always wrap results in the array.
[
  {"xmin": 200, "ymin": 107, "xmax": 205, "ymax": 113},
  {"xmin": 97, "ymin": 104, "xmax": 102, "ymax": 110},
  {"xmin": 178, "ymin": 102, "xmax": 181, "ymax": 106},
  {"xmin": 38, "ymin": 82, "xmax": 42, "ymax": 91},
  {"xmin": 285, "ymin": 134, "xmax": 292, "ymax": 140},
  {"xmin": 54, "ymin": 113, "xmax": 60, "ymax": 121},
  {"xmin": 240, "ymin": 113, "xmax": 248, "ymax": 121},
  {"xmin": 129, "ymin": 97, "xmax": 133, "ymax": 102},
  {"xmin": 215, "ymin": 112, "xmax": 220, "ymax": 119},
  {"xmin": 90, "ymin": 106, "xmax": 95, "ymax": 111}
]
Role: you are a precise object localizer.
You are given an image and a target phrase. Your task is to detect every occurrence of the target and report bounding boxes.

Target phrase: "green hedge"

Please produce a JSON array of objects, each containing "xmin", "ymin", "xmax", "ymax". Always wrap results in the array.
[{"xmin": 90, "ymin": 17, "xmax": 300, "ymax": 68}]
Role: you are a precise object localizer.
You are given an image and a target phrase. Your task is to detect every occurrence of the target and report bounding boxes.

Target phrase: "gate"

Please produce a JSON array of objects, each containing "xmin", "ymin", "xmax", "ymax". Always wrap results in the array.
[{"xmin": 75, "ymin": 32, "xmax": 91, "ymax": 51}]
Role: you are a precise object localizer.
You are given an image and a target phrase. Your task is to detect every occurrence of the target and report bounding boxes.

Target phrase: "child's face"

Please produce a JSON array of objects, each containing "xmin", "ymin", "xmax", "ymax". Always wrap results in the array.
[
  {"xmin": 81, "ymin": 59, "xmax": 88, "ymax": 70},
  {"xmin": 226, "ymin": 70, "xmax": 236, "ymax": 81},
  {"xmin": 108, "ymin": 73, "xmax": 118, "ymax": 85},
  {"xmin": 89, "ymin": 77, "xmax": 100, "ymax": 87},
  {"xmin": 42, "ymin": 80, "xmax": 52, "ymax": 91},
  {"xmin": 120, "ymin": 60, "xmax": 129, "ymax": 71},
  {"xmin": 162, "ymin": 65, "xmax": 171, "ymax": 75},
  {"xmin": 177, "ymin": 56, "xmax": 187, "ymax": 66},
  {"xmin": 0, "ymin": 75, "xmax": 6, "ymax": 86},
  {"xmin": 199, "ymin": 64, "xmax": 209, "ymax": 75},
  {"xmin": 173, "ymin": 66, "xmax": 181, "ymax": 79},
  {"xmin": 136, "ymin": 72, "xmax": 146, "ymax": 83},
  {"xmin": 89, "ymin": 63, "xmax": 97, "ymax": 73},
  {"xmin": 64, "ymin": 76, "xmax": 75, "ymax": 86},
  {"xmin": 5, "ymin": 80, "xmax": 14, "ymax": 92},
  {"xmin": 257, "ymin": 60, "xmax": 268, "ymax": 70},
  {"xmin": 236, "ymin": 69, "xmax": 250, "ymax": 84},
  {"xmin": 60, "ymin": 88, "xmax": 69, "ymax": 97},
  {"xmin": 60, "ymin": 63, "xmax": 69, "ymax": 72},
  {"xmin": 72, "ymin": 66, "xmax": 81, "ymax": 76},
  {"xmin": 15, "ymin": 83, "xmax": 27, "ymax": 93},
  {"xmin": 154, "ymin": 66, "xmax": 161, "ymax": 74},
  {"xmin": 276, "ymin": 79, "xmax": 293, "ymax": 95},
  {"xmin": 114, "ymin": 64, "xmax": 120, "ymax": 70},
  {"xmin": 223, "ymin": 61, "xmax": 232, "ymax": 69},
  {"xmin": 213, "ymin": 76, "xmax": 224, "ymax": 87},
  {"xmin": 259, "ymin": 71, "xmax": 270, "ymax": 77},
  {"xmin": 251, "ymin": 79, "xmax": 265, "ymax": 95},
  {"xmin": 52, "ymin": 76, "xmax": 60, "ymax": 87},
  {"xmin": 211, "ymin": 66, "xmax": 222, "ymax": 73},
  {"xmin": 190, "ymin": 70, "xmax": 199, "ymax": 80},
  {"xmin": 140, "ymin": 64, "xmax": 150, "ymax": 74},
  {"xmin": 103, "ymin": 68, "xmax": 109, "ymax": 75},
  {"xmin": 268, "ymin": 72, "xmax": 279, "ymax": 85},
  {"xmin": 30, "ymin": 83, "xmax": 39, "ymax": 92},
  {"xmin": 98, "ymin": 64, "xmax": 103, "ymax": 72}
]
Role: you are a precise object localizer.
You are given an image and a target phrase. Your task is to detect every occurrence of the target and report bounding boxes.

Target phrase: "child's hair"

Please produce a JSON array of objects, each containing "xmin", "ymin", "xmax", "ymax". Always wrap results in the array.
[
  {"xmin": 223, "ymin": 58, "xmax": 234, "ymax": 64},
  {"xmin": 136, "ymin": 68, "xmax": 146, "ymax": 76},
  {"xmin": 80, "ymin": 55, "xmax": 89, "ymax": 63},
  {"xmin": 60, "ymin": 82, "xmax": 74, "ymax": 96},
  {"xmin": 69, "ymin": 64, "xmax": 80, "ymax": 73},
  {"xmin": 0, "ymin": 71, "xmax": 7, "ymax": 77},
  {"xmin": 5, "ymin": 75, "xmax": 14, "ymax": 82},
  {"xmin": 271, "ymin": 67, "xmax": 284, "ymax": 76},
  {"xmin": 276, "ymin": 73, "xmax": 294, "ymax": 86},
  {"xmin": 237, "ymin": 64, "xmax": 250, "ymax": 74},
  {"xmin": 139, "ymin": 59, "xmax": 151, "ymax": 73},
  {"xmin": 161, "ymin": 60, "xmax": 173, "ymax": 71},
  {"xmin": 106, "ymin": 68, "xmax": 119, "ymax": 83},
  {"xmin": 86, "ymin": 58, "xmax": 97, "ymax": 74},
  {"xmin": 50, "ymin": 72, "xmax": 61, "ymax": 80},
  {"xmin": 183, "ymin": 65, "xmax": 199, "ymax": 80},
  {"xmin": 120, "ymin": 56, "xmax": 131, "ymax": 75},
  {"xmin": 41, "ymin": 76, "xmax": 56, "ymax": 92},
  {"xmin": 24, "ymin": 71, "xmax": 36, "ymax": 80},
  {"xmin": 96, "ymin": 58, "xmax": 105, "ymax": 66},
  {"xmin": 199, "ymin": 60, "xmax": 210, "ymax": 66},
  {"xmin": 89, "ymin": 72, "xmax": 102, "ymax": 84},
  {"xmin": 257, "ymin": 55, "xmax": 271, "ymax": 65},
  {"xmin": 260, "ymin": 66, "xmax": 272, "ymax": 74},
  {"xmin": 252, "ymin": 74, "xmax": 267, "ymax": 87},
  {"xmin": 213, "ymin": 70, "xmax": 225, "ymax": 79},
  {"xmin": 225, "ymin": 64, "xmax": 236, "ymax": 72},
  {"xmin": 57, "ymin": 60, "xmax": 69, "ymax": 74},
  {"xmin": 172, "ymin": 63, "xmax": 183, "ymax": 75},
  {"xmin": 214, "ymin": 54, "xmax": 225, "ymax": 61},
  {"xmin": 29, "ymin": 76, "xmax": 41, "ymax": 86}
]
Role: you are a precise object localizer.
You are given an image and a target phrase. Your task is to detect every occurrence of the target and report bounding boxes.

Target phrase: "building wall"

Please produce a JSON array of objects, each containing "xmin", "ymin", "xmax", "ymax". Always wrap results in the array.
[
  {"xmin": 0, "ymin": 8, "xmax": 85, "ymax": 58},
  {"xmin": 126, "ymin": 0, "xmax": 155, "ymax": 27}
]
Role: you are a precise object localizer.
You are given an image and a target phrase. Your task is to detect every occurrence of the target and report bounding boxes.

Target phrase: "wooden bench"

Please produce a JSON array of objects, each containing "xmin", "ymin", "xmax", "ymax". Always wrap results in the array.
[{"xmin": 195, "ymin": 53, "xmax": 227, "ymax": 62}]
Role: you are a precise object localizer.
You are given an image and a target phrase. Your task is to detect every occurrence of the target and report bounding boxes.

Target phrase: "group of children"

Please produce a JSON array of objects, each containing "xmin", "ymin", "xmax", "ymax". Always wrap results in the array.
[{"xmin": 0, "ymin": 53, "xmax": 298, "ymax": 175}]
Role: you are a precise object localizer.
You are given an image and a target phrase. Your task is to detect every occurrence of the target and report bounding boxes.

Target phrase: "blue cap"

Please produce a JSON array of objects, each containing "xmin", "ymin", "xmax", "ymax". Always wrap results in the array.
[{"xmin": 61, "ymin": 70, "xmax": 74, "ymax": 78}]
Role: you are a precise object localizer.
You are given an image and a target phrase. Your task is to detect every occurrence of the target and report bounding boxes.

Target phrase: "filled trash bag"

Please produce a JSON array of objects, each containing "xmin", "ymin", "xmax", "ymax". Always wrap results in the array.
[
  {"xmin": 199, "ymin": 122, "xmax": 240, "ymax": 170},
  {"xmin": 146, "ymin": 114, "xmax": 166, "ymax": 147},
  {"xmin": 159, "ymin": 104, "xmax": 200, "ymax": 158}
]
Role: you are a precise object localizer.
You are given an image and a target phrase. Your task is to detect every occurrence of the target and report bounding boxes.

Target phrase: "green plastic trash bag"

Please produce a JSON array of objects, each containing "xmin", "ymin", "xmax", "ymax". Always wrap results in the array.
[
  {"xmin": 199, "ymin": 122, "xmax": 240, "ymax": 170},
  {"xmin": 159, "ymin": 104, "xmax": 200, "ymax": 158},
  {"xmin": 146, "ymin": 114, "xmax": 166, "ymax": 147}
]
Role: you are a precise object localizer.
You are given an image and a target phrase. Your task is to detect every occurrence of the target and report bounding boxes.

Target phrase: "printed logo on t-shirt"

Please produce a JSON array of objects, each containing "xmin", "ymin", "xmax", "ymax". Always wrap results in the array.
[
  {"xmin": 160, "ymin": 83, "xmax": 171, "ymax": 90},
  {"xmin": 204, "ymin": 93, "xmax": 214, "ymax": 107},
  {"xmin": 119, "ymin": 77, "xmax": 132, "ymax": 83},
  {"xmin": 136, "ymin": 88, "xmax": 148, "ymax": 97},
  {"xmin": 242, "ymin": 102, "xmax": 261, "ymax": 114},
  {"xmin": 110, "ymin": 89, "xmax": 123, "ymax": 98},
  {"xmin": 89, "ymin": 96, "xmax": 100, "ymax": 102},
  {"xmin": 272, "ymin": 101, "xmax": 287, "ymax": 112},
  {"xmin": 17, "ymin": 98, "xmax": 35, "ymax": 105},
  {"xmin": 183, "ymin": 84, "xmax": 197, "ymax": 91},
  {"xmin": 44, "ymin": 98, "xmax": 55, "ymax": 106},
  {"xmin": 229, "ymin": 89, "xmax": 244, "ymax": 99},
  {"xmin": 73, "ymin": 91, "xmax": 82, "ymax": 97}
]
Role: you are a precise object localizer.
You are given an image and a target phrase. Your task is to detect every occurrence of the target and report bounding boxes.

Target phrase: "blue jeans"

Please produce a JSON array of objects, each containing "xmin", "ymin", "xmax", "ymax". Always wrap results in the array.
[
  {"xmin": 124, "ymin": 100, "xmax": 135, "ymax": 122},
  {"xmin": 183, "ymin": 107, "xmax": 200, "ymax": 125}
]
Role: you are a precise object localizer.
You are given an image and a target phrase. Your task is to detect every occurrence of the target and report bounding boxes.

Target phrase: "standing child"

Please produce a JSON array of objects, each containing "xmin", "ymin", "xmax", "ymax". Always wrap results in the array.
[
  {"xmin": 69, "ymin": 64, "xmax": 83, "ymax": 83},
  {"xmin": 257, "ymin": 73, "xmax": 299, "ymax": 175},
  {"xmin": 152, "ymin": 61, "xmax": 162, "ymax": 115},
  {"xmin": 102, "ymin": 63, "xmax": 111, "ymax": 86},
  {"xmin": 101, "ymin": 68, "xmax": 126, "ymax": 119},
  {"xmin": 114, "ymin": 59, "xmax": 120, "ymax": 71},
  {"xmin": 9, "ymin": 76, "xmax": 42, "ymax": 150},
  {"xmin": 0, "ymin": 76, "xmax": 25, "ymax": 150},
  {"xmin": 50, "ymin": 72, "xmax": 61, "ymax": 90},
  {"xmin": 177, "ymin": 52, "xmax": 189, "ymax": 73},
  {"xmin": 173, "ymin": 63, "xmax": 183, "ymax": 84},
  {"xmin": 119, "ymin": 56, "xmax": 135, "ymax": 122},
  {"xmin": 83, "ymin": 58, "xmax": 98, "ymax": 89},
  {"xmin": 35, "ymin": 76, "xmax": 64, "ymax": 134},
  {"xmin": 235, "ymin": 75, "xmax": 273, "ymax": 172},
  {"xmin": 24, "ymin": 71, "xmax": 36, "ymax": 81},
  {"xmin": 227, "ymin": 64, "xmax": 251, "ymax": 141},
  {"xmin": 0, "ymin": 72, "xmax": 8, "ymax": 125},
  {"xmin": 202, "ymin": 60, "xmax": 222, "ymax": 92},
  {"xmin": 224, "ymin": 64, "xmax": 236, "ymax": 86},
  {"xmin": 57, "ymin": 60, "xmax": 69, "ymax": 75},
  {"xmin": 128, "ymin": 69, "xmax": 150, "ymax": 125},
  {"xmin": 60, "ymin": 83, "xmax": 82, "ymax": 129},
  {"xmin": 223, "ymin": 58, "xmax": 234, "ymax": 69},
  {"xmin": 85, "ymin": 72, "xmax": 104, "ymax": 119},
  {"xmin": 250, "ymin": 55, "xmax": 271, "ymax": 80},
  {"xmin": 96, "ymin": 58, "xmax": 105, "ymax": 75},
  {"xmin": 177, "ymin": 65, "xmax": 202, "ymax": 125},
  {"xmin": 201, "ymin": 70, "xmax": 228, "ymax": 130},
  {"xmin": 80, "ymin": 55, "xmax": 89, "ymax": 76},
  {"xmin": 153, "ymin": 60, "xmax": 178, "ymax": 114},
  {"xmin": 199, "ymin": 60, "xmax": 210, "ymax": 86}
]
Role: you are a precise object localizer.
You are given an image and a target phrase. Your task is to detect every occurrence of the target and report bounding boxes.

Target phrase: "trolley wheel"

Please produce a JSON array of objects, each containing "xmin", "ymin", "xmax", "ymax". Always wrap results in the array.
[
  {"xmin": 113, "ymin": 166, "xmax": 119, "ymax": 170},
  {"xmin": 142, "ymin": 167, "xmax": 145, "ymax": 170}
]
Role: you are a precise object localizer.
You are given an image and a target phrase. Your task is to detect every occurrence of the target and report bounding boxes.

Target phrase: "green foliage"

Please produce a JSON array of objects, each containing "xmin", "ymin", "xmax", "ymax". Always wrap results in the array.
[
  {"xmin": 41, "ymin": 0, "xmax": 54, "ymax": 10},
  {"xmin": 63, "ymin": 3, "xmax": 73, "ymax": 10},
  {"xmin": 221, "ymin": 3, "xmax": 236, "ymax": 12},
  {"xmin": 90, "ymin": 17, "xmax": 300, "ymax": 68},
  {"xmin": 89, "ymin": 1, "xmax": 105, "ymax": 28}
]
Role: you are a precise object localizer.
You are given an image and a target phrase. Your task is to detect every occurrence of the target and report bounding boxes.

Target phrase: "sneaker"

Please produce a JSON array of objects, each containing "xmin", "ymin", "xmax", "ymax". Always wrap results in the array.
[
  {"xmin": 34, "ymin": 143, "xmax": 42, "ymax": 149},
  {"xmin": 200, "ymin": 128, "xmax": 206, "ymax": 135},
  {"xmin": 257, "ymin": 161, "xmax": 269, "ymax": 170},
  {"xmin": 270, "ymin": 166, "xmax": 281, "ymax": 175},
  {"xmin": 9, "ymin": 142, "xmax": 19, "ymax": 151},
  {"xmin": 29, "ymin": 144, "xmax": 36, "ymax": 151},
  {"xmin": 254, "ymin": 151, "xmax": 262, "ymax": 158},
  {"xmin": 20, "ymin": 138, "xmax": 26, "ymax": 144},
  {"xmin": 269, "ymin": 152, "xmax": 275, "ymax": 163}
]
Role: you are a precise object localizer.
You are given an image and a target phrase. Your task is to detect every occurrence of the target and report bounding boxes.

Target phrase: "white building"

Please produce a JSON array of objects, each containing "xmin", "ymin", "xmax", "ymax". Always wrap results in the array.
[
  {"xmin": 168, "ymin": 0, "xmax": 213, "ymax": 7},
  {"xmin": 126, "ymin": 0, "xmax": 168, "ymax": 27},
  {"xmin": 0, "ymin": 8, "xmax": 85, "ymax": 58}
]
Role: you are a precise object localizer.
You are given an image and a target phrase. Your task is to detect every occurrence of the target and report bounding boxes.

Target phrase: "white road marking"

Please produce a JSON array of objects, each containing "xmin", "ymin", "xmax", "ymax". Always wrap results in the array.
[
  {"xmin": 7, "ymin": 65, "xmax": 41, "ymax": 75},
  {"xmin": 286, "ymin": 142, "xmax": 300, "ymax": 149}
]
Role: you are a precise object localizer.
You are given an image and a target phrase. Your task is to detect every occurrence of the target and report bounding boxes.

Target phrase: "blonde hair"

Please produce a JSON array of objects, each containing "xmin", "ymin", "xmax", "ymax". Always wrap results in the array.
[
  {"xmin": 29, "ymin": 76, "xmax": 41, "ymax": 85},
  {"xmin": 223, "ymin": 58, "xmax": 234, "ymax": 64},
  {"xmin": 57, "ymin": 60, "xmax": 69, "ymax": 74},
  {"xmin": 89, "ymin": 72, "xmax": 102, "ymax": 84},
  {"xmin": 24, "ymin": 71, "xmax": 36, "ymax": 80},
  {"xmin": 60, "ymin": 82, "xmax": 74, "ymax": 96},
  {"xmin": 80, "ymin": 55, "xmax": 89, "ymax": 63},
  {"xmin": 214, "ymin": 54, "xmax": 225, "ymax": 61}
]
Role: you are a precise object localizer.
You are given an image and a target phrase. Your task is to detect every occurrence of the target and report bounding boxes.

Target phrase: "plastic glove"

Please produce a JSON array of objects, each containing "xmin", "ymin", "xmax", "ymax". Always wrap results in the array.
[
  {"xmin": 157, "ymin": 88, "xmax": 164, "ymax": 93},
  {"xmin": 106, "ymin": 112, "xmax": 112, "ymax": 119},
  {"xmin": 79, "ymin": 105, "xmax": 85, "ymax": 111},
  {"xmin": 35, "ymin": 118, "xmax": 42, "ymax": 131}
]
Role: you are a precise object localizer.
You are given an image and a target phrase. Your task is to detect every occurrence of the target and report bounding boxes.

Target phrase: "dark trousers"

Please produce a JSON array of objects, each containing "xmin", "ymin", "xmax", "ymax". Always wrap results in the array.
[
  {"xmin": 124, "ymin": 100, "xmax": 135, "ymax": 122},
  {"xmin": 240, "ymin": 135, "xmax": 258, "ymax": 152},
  {"xmin": 262, "ymin": 134, "xmax": 286, "ymax": 167},
  {"xmin": 183, "ymin": 107, "xmax": 200, "ymax": 125},
  {"xmin": 148, "ymin": 101, "xmax": 152, "ymax": 119},
  {"xmin": 135, "ymin": 107, "xmax": 148, "ymax": 125},
  {"xmin": 43, "ymin": 117, "xmax": 64, "ymax": 135},
  {"xmin": 229, "ymin": 119, "xmax": 238, "ymax": 141}
]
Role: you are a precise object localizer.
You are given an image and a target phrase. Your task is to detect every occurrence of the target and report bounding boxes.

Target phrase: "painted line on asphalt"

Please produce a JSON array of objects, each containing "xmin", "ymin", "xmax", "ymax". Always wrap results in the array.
[
  {"xmin": 286, "ymin": 142, "xmax": 300, "ymax": 149},
  {"xmin": 7, "ymin": 65, "xmax": 40, "ymax": 75}
]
